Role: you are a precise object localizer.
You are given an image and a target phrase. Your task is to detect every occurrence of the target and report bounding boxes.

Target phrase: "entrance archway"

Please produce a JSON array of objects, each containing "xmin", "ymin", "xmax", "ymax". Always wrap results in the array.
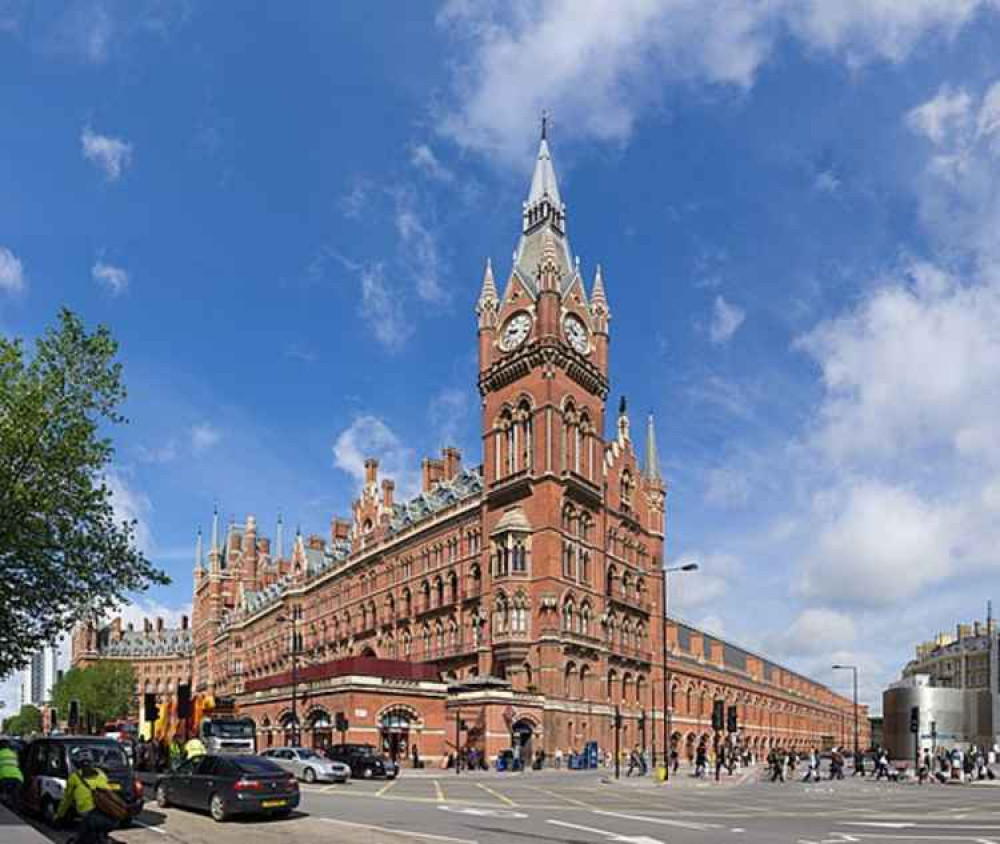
[
  {"xmin": 512, "ymin": 719, "xmax": 535, "ymax": 768},
  {"xmin": 308, "ymin": 709, "xmax": 333, "ymax": 750},
  {"xmin": 280, "ymin": 712, "xmax": 300, "ymax": 747},
  {"xmin": 379, "ymin": 706, "xmax": 418, "ymax": 765}
]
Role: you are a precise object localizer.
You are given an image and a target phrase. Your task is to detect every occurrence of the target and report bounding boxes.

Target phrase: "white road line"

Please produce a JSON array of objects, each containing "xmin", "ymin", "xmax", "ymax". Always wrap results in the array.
[
  {"xmin": 316, "ymin": 816, "xmax": 478, "ymax": 844},
  {"xmin": 134, "ymin": 820, "xmax": 167, "ymax": 835},
  {"xmin": 476, "ymin": 781, "xmax": 517, "ymax": 806},
  {"xmin": 434, "ymin": 779, "xmax": 445, "ymax": 802},
  {"xmin": 547, "ymin": 818, "xmax": 664, "ymax": 843},
  {"xmin": 537, "ymin": 787, "xmax": 592, "ymax": 808},
  {"xmin": 593, "ymin": 809, "xmax": 720, "ymax": 831}
]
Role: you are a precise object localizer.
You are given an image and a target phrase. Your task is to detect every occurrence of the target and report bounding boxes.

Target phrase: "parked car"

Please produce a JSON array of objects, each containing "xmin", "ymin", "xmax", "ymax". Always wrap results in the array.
[
  {"xmin": 155, "ymin": 754, "xmax": 299, "ymax": 822},
  {"xmin": 20, "ymin": 736, "xmax": 144, "ymax": 827},
  {"xmin": 322, "ymin": 744, "xmax": 398, "ymax": 779},
  {"xmin": 260, "ymin": 747, "xmax": 350, "ymax": 783}
]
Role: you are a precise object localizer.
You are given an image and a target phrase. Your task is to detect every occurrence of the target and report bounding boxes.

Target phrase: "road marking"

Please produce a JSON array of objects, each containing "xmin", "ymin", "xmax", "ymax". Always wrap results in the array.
[
  {"xmin": 134, "ymin": 820, "xmax": 167, "ymax": 835},
  {"xmin": 377, "ymin": 777, "xmax": 399, "ymax": 797},
  {"xmin": 536, "ymin": 787, "xmax": 592, "ymax": 808},
  {"xmin": 438, "ymin": 806, "xmax": 528, "ymax": 819},
  {"xmin": 317, "ymin": 816, "xmax": 478, "ymax": 844},
  {"xmin": 476, "ymin": 781, "xmax": 516, "ymax": 806},
  {"xmin": 842, "ymin": 824, "xmax": 1000, "ymax": 831},
  {"xmin": 593, "ymin": 809, "xmax": 721, "ymax": 831},
  {"xmin": 547, "ymin": 818, "xmax": 664, "ymax": 844},
  {"xmin": 434, "ymin": 779, "xmax": 445, "ymax": 802}
]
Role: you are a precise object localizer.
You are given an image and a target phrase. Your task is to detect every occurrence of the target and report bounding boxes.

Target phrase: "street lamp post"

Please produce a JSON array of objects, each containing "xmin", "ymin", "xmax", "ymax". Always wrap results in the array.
[
  {"xmin": 662, "ymin": 562, "xmax": 699, "ymax": 783},
  {"xmin": 832, "ymin": 664, "xmax": 859, "ymax": 760}
]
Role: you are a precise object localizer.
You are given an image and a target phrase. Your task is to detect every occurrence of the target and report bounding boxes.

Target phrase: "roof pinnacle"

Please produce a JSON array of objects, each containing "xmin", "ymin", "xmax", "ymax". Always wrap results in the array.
[
  {"xmin": 644, "ymin": 412, "xmax": 662, "ymax": 482},
  {"xmin": 477, "ymin": 257, "xmax": 498, "ymax": 311}
]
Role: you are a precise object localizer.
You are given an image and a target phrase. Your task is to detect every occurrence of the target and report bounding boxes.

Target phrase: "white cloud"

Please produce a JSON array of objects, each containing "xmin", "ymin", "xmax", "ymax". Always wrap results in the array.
[
  {"xmin": 360, "ymin": 262, "xmax": 412, "ymax": 351},
  {"xmin": 284, "ymin": 342, "xmax": 319, "ymax": 364},
  {"xmin": 799, "ymin": 262, "xmax": 1000, "ymax": 466},
  {"xmin": 105, "ymin": 469, "xmax": 153, "ymax": 554},
  {"xmin": 410, "ymin": 143, "xmax": 455, "ymax": 183},
  {"xmin": 0, "ymin": 246, "xmax": 25, "ymax": 293},
  {"xmin": 907, "ymin": 85, "xmax": 972, "ymax": 145},
  {"xmin": 394, "ymin": 192, "xmax": 447, "ymax": 303},
  {"xmin": 81, "ymin": 127, "xmax": 132, "ymax": 181},
  {"xmin": 704, "ymin": 466, "xmax": 751, "ymax": 507},
  {"xmin": 91, "ymin": 259, "xmax": 129, "ymax": 295},
  {"xmin": 708, "ymin": 295, "xmax": 746, "ymax": 344},
  {"xmin": 107, "ymin": 598, "xmax": 193, "ymax": 631},
  {"xmin": 668, "ymin": 551, "xmax": 741, "ymax": 612},
  {"xmin": 814, "ymin": 169, "xmax": 841, "ymax": 194},
  {"xmin": 437, "ymin": 0, "xmax": 997, "ymax": 162},
  {"xmin": 332, "ymin": 415, "xmax": 419, "ymax": 499},
  {"xmin": 429, "ymin": 387, "xmax": 473, "ymax": 449},
  {"xmin": 798, "ymin": 481, "xmax": 963, "ymax": 607},
  {"xmin": 136, "ymin": 440, "xmax": 178, "ymax": 464},
  {"xmin": 190, "ymin": 422, "xmax": 221, "ymax": 454}
]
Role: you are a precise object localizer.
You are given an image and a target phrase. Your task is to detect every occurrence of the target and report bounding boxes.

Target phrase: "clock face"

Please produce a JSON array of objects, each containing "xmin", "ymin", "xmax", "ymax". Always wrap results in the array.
[
  {"xmin": 500, "ymin": 312, "xmax": 532, "ymax": 351},
  {"xmin": 563, "ymin": 314, "xmax": 589, "ymax": 354}
]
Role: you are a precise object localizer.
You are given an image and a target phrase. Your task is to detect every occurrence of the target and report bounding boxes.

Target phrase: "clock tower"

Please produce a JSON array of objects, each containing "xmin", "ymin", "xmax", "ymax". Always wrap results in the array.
[{"xmin": 475, "ymin": 125, "xmax": 622, "ymax": 687}]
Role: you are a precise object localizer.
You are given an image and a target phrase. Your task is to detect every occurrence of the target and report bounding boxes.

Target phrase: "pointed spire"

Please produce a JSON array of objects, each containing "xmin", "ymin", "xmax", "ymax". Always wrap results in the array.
[
  {"xmin": 276, "ymin": 512, "xmax": 284, "ymax": 560},
  {"xmin": 617, "ymin": 395, "xmax": 630, "ymax": 441},
  {"xmin": 592, "ymin": 264, "xmax": 608, "ymax": 307},
  {"xmin": 644, "ymin": 413, "xmax": 662, "ymax": 482},
  {"xmin": 477, "ymin": 258, "xmax": 498, "ymax": 311},
  {"xmin": 195, "ymin": 527, "xmax": 204, "ymax": 573},
  {"xmin": 528, "ymin": 128, "xmax": 561, "ymax": 209},
  {"xmin": 211, "ymin": 504, "xmax": 219, "ymax": 553}
]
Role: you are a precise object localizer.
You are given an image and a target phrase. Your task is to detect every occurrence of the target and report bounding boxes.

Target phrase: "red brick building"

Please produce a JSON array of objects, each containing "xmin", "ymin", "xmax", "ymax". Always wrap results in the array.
[{"xmin": 74, "ymin": 131, "xmax": 867, "ymax": 764}]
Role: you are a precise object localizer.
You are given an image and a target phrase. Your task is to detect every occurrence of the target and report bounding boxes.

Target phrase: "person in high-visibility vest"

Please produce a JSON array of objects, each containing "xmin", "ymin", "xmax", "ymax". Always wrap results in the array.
[
  {"xmin": 184, "ymin": 735, "xmax": 206, "ymax": 761},
  {"xmin": 0, "ymin": 740, "xmax": 23, "ymax": 808}
]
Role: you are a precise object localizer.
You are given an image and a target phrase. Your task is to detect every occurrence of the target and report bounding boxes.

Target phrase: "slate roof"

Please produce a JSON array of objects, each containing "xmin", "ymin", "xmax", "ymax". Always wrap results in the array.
[
  {"xmin": 388, "ymin": 466, "xmax": 483, "ymax": 535},
  {"xmin": 99, "ymin": 628, "xmax": 193, "ymax": 658}
]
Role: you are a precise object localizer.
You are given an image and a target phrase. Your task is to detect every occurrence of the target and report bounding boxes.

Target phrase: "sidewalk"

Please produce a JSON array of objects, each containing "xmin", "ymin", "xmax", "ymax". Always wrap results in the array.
[{"xmin": 0, "ymin": 802, "xmax": 51, "ymax": 844}]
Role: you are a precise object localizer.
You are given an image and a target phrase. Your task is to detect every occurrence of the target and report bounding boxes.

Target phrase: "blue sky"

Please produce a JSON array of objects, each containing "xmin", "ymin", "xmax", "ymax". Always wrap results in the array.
[{"xmin": 4, "ymin": 1, "xmax": 1000, "ymax": 713}]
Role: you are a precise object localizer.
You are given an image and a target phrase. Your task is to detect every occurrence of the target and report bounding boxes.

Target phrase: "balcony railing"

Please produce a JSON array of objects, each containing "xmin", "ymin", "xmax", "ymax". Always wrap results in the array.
[
  {"xmin": 606, "ymin": 589, "xmax": 652, "ymax": 614},
  {"xmin": 540, "ymin": 627, "xmax": 602, "ymax": 648}
]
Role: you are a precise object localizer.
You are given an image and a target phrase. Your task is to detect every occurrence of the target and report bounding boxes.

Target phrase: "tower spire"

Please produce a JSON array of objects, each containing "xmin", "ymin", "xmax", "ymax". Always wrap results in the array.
[
  {"xmin": 644, "ymin": 412, "xmax": 662, "ymax": 482},
  {"xmin": 276, "ymin": 512, "xmax": 284, "ymax": 561},
  {"xmin": 477, "ymin": 258, "xmax": 498, "ymax": 312},
  {"xmin": 210, "ymin": 504, "xmax": 219, "ymax": 553},
  {"xmin": 194, "ymin": 527, "xmax": 204, "ymax": 574}
]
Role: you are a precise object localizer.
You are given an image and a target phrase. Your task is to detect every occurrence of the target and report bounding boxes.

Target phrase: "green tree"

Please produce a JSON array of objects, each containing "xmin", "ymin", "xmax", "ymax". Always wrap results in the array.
[
  {"xmin": 51, "ymin": 661, "xmax": 136, "ymax": 729},
  {"xmin": 2, "ymin": 704, "xmax": 43, "ymax": 736},
  {"xmin": 0, "ymin": 309, "xmax": 169, "ymax": 676}
]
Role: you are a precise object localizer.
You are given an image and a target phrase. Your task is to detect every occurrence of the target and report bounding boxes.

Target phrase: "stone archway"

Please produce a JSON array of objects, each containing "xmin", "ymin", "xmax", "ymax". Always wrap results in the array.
[{"xmin": 379, "ymin": 705, "xmax": 421, "ymax": 765}]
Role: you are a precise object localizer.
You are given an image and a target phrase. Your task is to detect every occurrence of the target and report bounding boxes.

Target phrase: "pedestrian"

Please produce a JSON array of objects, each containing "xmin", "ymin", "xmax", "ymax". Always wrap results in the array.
[
  {"xmin": 714, "ymin": 745, "xmax": 725, "ymax": 782},
  {"xmin": 168, "ymin": 737, "xmax": 182, "ymax": 771},
  {"xmin": 803, "ymin": 747, "xmax": 820, "ymax": 782},
  {"xmin": 554, "ymin": 748, "xmax": 563, "ymax": 770},
  {"xmin": 670, "ymin": 745, "xmax": 679, "ymax": 774},
  {"xmin": 919, "ymin": 749, "xmax": 931, "ymax": 785},
  {"xmin": 626, "ymin": 745, "xmax": 642, "ymax": 777},
  {"xmin": 853, "ymin": 750, "xmax": 866, "ymax": 776},
  {"xmin": 695, "ymin": 743, "xmax": 708, "ymax": 779},
  {"xmin": 55, "ymin": 748, "xmax": 117, "ymax": 844},
  {"xmin": 0, "ymin": 739, "xmax": 23, "ymax": 809},
  {"xmin": 184, "ymin": 733, "xmax": 206, "ymax": 761}
]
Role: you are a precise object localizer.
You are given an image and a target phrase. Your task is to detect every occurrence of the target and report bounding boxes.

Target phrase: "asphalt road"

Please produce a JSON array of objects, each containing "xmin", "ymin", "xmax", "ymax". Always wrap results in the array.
[{"xmin": 20, "ymin": 768, "xmax": 1000, "ymax": 844}]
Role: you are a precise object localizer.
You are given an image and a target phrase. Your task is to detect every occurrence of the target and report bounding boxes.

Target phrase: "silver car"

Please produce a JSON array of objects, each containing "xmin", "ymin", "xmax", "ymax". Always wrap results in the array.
[{"xmin": 261, "ymin": 747, "xmax": 350, "ymax": 784}]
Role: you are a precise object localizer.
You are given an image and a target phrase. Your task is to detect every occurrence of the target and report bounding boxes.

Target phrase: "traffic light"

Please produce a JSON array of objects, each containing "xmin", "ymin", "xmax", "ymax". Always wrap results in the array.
[
  {"xmin": 177, "ymin": 684, "xmax": 191, "ymax": 719},
  {"xmin": 143, "ymin": 693, "xmax": 157, "ymax": 724},
  {"xmin": 335, "ymin": 711, "xmax": 349, "ymax": 734},
  {"xmin": 727, "ymin": 705, "xmax": 738, "ymax": 734},
  {"xmin": 69, "ymin": 699, "xmax": 80, "ymax": 730},
  {"xmin": 712, "ymin": 699, "xmax": 725, "ymax": 732},
  {"xmin": 909, "ymin": 706, "xmax": 920, "ymax": 734}
]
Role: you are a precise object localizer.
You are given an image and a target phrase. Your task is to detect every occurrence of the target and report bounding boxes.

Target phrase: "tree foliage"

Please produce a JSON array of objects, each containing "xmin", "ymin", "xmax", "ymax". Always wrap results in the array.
[
  {"xmin": 51, "ymin": 661, "xmax": 136, "ymax": 728},
  {"xmin": 0, "ymin": 309, "xmax": 169, "ymax": 676},
  {"xmin": 2, "ymin": 704, "xmax": 42, "ymax": 736}
]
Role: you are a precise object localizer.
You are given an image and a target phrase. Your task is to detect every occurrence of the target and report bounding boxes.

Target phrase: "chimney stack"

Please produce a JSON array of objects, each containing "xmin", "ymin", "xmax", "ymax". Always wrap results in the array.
[
  {"xmin": 181, "ymin": 615, "xmax": 189, "ymax": 631},
  {"xmin": 422, "ymin": 457, "xmax": 445, "ymax": 492},
  {"xmin": 442, "ymin": 447, "xmax": 462, "ymax": 480},
  {"xmin": 331, "ymin": 518, "xmax": 351, "ymax": 542},
  {"xmin": 364, "ymin": 458, "xmax": 379, "ymax": 486},
  {"xmin": 156, "ymin": 617, "xmax": 164, "ymax": 633},
  {"xmin": 382, "ymin": 478, "xmax": 395, "ymax": 509}
]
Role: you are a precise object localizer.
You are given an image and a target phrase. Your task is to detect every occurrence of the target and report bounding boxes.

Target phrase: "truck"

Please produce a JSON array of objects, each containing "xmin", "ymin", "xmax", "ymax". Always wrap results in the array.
[{"xmin": 148, "ymin": 693, "xmax": 256, "ymax": 754}]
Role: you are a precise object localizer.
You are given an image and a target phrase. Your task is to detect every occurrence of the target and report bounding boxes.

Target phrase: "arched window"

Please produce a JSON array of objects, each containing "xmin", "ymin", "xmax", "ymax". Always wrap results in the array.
[
  {"xmin": 607, "ymin": 669, "xmax": 618, "ymax": 701},
  {"xmin": 435, "ymin": 621, "xmax": 445, "ymax": 653},
  {"xmin": 422, "ymin": 625, "xmax": 432, "ymax": 657},
  {"xmin": 512, "ymin": 593, "xmax": 528, "ymax": 633},
  {"xmin": 580, "ymin": 664, "xmax": 591, "ymax": 698},
  {"xmin": 606, "ymin": 564, "xmax": 618, "ymax": 596},
  {"xmin": 580, "ymin": 601, "xmax": 592, "ymax": 637},
  {"xmin": 502, "ymin": 409, "xmax": 515, "ymax": 475},
  {"xmin": 494, "ymin": 593, "xmax": 509, "ymax": 634},
  {"xmin": 562, "ymin": 599, "xmax": 575, "ymax": 632},
  {"xmin": 517, "ymin": 398, "xmax": 533, "ymax": 471},
  {"xmin": 565, "ymin": 661, "xmax": 577, "ymax": 698},
  {"xmin": 434, "ymin": 576, "xmax": 444, "ymax": 607},
  {"xmin": 402, "ymin": 588, "xmax": 412, "ymax": 617}
]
